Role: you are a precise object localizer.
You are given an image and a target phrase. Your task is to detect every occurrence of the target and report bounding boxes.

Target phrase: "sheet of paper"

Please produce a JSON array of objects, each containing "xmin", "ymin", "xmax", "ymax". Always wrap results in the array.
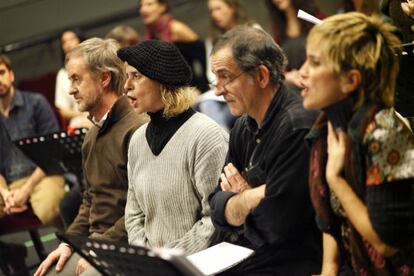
[
  {"xmin": 186, "ymin": 242, "xmax": 254, "ymax": 276},
  {"xmin": 297, "ymin": 9, "xmax": 322, "ymax": 25}
]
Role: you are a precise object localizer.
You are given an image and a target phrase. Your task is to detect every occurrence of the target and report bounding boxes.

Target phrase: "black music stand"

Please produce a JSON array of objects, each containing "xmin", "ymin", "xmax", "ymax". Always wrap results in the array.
[
  {"xmin": 175, "ymin": 41, "xmax": 210, "ymax": 93},
  {"xmin": 56, "ymin": 233, "xmax": 204, "ymax": 276},
  {"xmin": 14, "ymin": 128, "xmax": 87, "ymax": 177}
]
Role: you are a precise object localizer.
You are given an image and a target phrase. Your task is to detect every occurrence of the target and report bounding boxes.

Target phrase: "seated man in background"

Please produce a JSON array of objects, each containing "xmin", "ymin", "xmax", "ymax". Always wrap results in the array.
[
  {"xmin": 35, "ymin": 38, "xmax": 146, "ymax": 276},
  {"xmin": 0, "ymin": 116, "xmax": 29, "ymax": 275},
  {"xmin": 0, "ymin": 54, "xmax": 65, "ymax": 227},
  {"xmin": 208, "ymin": 26, "xmax": 321, "ymax": 275}
]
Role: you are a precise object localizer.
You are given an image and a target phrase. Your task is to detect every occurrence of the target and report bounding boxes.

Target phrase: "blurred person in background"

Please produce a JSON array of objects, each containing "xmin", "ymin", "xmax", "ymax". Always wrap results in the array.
[
  {"xmin": 381, "ymin": 0, "xmax": 414, "ymax": 129},
  {"xmin": 198, "ymin": 0, "xmax": 257, "ymax": 130},
  {"xmin": 139, "ymin": 0, "xmax": 198, "ymax": 42},
  {"xmin": 0, "ymin": 54, "xmax": 64, "ymax": 228},
  {"xmin": 55, "ymin": 30, "xmax": 92, "ymax": 129},
  {"xmin": 338, "ymin": 0, "xmax": 380, "ymax": 15},
  {"xmin": 266, "ymin": 0, "xmax": 324, "ymax": 91},
  {"xmin": 105, "ymin": 25, "xmax": 141, "ymax": 47}
]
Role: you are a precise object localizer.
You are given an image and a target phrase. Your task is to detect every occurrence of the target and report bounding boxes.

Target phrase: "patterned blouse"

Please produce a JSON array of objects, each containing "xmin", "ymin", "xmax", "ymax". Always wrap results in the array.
[
  {"xmin": 330, "ymin": 108, "xmax": 414, "ymax": 275},
  {"xmin": 364, "ymin": 109, "xmax": 414, "ymax": 185}
]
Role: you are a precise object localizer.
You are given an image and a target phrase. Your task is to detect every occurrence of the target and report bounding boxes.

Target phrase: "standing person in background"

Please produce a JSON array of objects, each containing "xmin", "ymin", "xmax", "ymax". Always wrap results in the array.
[
  {"xmin": 117, "ymin": 40, "xmax": 228, "ymax": 254},
  {"xmin": 266, "ymin": 0, "xmax": 324, "ymax": 90},
  {"xmin": 352, "ymin": 0, "xmax": 380, "ymax": 14},
  {"xmin": 207, "ymin": 0, "xmax": 253, "ymax": 45},
  {"xmin": 55, "ymin": 30, "xmax": 91, "ymax": 129},
  {"xmin": 139, "ymin": 0, "xmax": 198, "ymax": 42},
  {"xmin": 381, "ymin": 0, "xmax": 414, "ymax": 129},
  {"xmin": 207, "ymin": 0, "xmax": 257, "ymax": 77},
  {"xmin": 0, "ymin": 54, "xmax": 65, "ymax": 228},
  {"xmin": 300, "ymin": 12, "xmax": 414, "ymax": 275},
  {"xmin": 198, "ymin": 0, "xmax": 256, "ymax": 130}
]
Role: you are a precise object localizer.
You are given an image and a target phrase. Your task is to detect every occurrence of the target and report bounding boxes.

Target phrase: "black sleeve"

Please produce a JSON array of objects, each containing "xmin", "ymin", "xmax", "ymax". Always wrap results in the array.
[
  {"xmin": 208, "ymin": 120, "xmax": 244, "ymax": 233},
  {"xmin": 246, "ymin": 128, "xmax": 316, "ymax": 245}
]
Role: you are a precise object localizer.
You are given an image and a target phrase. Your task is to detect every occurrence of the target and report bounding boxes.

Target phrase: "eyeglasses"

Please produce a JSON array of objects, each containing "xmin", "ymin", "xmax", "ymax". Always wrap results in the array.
[{"xmin": 209, "ymin": 71, "xmax": 245, "ymax": 92}]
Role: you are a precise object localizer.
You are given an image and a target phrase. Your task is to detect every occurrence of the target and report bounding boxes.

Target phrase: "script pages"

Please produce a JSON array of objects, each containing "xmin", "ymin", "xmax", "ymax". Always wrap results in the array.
[{"xmin": 186, "ymin": 242, "xmax": 254, "ymax": 276}]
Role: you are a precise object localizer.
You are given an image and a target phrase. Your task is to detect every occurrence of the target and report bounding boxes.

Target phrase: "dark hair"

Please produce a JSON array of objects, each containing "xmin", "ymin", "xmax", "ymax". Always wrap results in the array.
[
  {"xmin": 60, "ymin": 29, "xmax": 84, "ymax": 44},
  {"xmin": 266, "ymin": 0, "xmax": 321, "ymax": 44},
  {"xmin": 212, "ymin": 25, "xmax": 287, "ymax": 84},
  {"xmin": 59, "ymin": 29, "xmax": 84, "ymax": 64},
  {"xmin": 138, "ymin": 0, "xmax": 170, "ymax": 13},
  {"xmin": 208, "ymin": 0, "xmax": 252, "ymax": 44},
  {"xmin": 351, "ymin": 0, "xmax": 379, "ymax": 15},
  {"xmin": 0, "ymin": 55, "xmax": 12, "ymax": 71}
]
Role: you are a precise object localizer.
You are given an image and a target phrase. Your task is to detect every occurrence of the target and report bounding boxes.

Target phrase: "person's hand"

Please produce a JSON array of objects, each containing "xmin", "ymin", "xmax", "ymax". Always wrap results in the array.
[
  {"xmin": 220, "ymin": 163, "xmax": 251, "ymax": 193},
  {"xmin": 325, "ymin": 121, "xmax": 347, "ymax": 185},
  {"xmin": 1, "ymin": 188, "xmax": 14, "ymax": 210},
  {"xmin": 4, "ymin": 202, "xmax": 28, "ymax": 214},
  {"xmin": 10, "ymin": 184, "xmax": 31, "ymax": 207},
  {"xmin": 34, "ymin": 244, "xmax": 73, "ymax": 276},
  {"xmin": 285, "ymin": 69, "xmax": 303, "ymax": 88},
  {"xmin": 1, "ymin": 189, "xmax": 28, "ymax": 214},
  {"xmin": 75, "ymin": 258, "xmax": 91, "ymax": 276},
  {"xmin": 401, "ymin": 0, "xmax": 414, "ymax": 18},
  {"xmin": 4, "ymin": 186, "xmax": 30, "ymax": 214}
]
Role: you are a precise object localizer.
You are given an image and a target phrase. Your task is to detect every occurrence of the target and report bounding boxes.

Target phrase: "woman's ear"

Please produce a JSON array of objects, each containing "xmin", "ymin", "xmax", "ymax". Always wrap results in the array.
[
  {"xmin": 340, "ymin": 69, "xmax": 361, "ymax": 95},
  {"xmin": 256, "ymin": 64, "xmax": 270, "ymax": 89}
]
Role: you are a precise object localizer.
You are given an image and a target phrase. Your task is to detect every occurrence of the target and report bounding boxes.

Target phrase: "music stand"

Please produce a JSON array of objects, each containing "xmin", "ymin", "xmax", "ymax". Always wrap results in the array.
[
  {"xmin": 14, "ymin": 128, "xmax": 87, "ymax": 177},
  {"xmin": 56, "ymin": 233, "xmax": 204, "ymax": 276},
  {"xmin": 175, "ymin": 41, "xmax": 210, "ymax": 93}
]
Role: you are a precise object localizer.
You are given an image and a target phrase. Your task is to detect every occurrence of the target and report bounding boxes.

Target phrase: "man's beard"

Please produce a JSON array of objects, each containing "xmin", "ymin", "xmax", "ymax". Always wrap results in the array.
[
  {"xmin": 0, "ymin": 85, "xmax": 12, "ymax": 98},
  {"xmin": 77, "ymin": 90, "xmax": 104, "ymax": 114}
]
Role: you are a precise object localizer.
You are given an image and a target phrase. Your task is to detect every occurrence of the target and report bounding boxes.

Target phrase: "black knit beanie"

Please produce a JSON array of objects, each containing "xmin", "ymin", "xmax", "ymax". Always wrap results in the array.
[{"xmin": 117, "ymin": 40, "xmax": 193, "ymax": 86}]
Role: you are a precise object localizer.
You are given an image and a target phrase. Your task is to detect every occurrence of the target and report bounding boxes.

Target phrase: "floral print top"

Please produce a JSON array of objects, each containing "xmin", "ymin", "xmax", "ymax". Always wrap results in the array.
[
  {"xmin": 364, "ymin": 109, "xmax": 414, "ymax": 186},
  {"xmin": 328, "ymin": 108, "xmax": 414, "ymax": 275}
]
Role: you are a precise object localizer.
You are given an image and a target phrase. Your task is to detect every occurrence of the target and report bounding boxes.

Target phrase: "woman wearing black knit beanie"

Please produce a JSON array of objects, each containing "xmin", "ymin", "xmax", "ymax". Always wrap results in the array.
[{"xmin": 117, "ymin": 40, "xmax": 229, "ymax": 254}]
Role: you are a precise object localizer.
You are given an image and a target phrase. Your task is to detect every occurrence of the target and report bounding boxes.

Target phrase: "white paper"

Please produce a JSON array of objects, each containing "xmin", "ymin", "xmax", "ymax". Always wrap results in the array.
[
  {"xmin": 297, "ymin": 9, "xmax": 322, "ymax": 25},
  {"xmin": 186, "ymin": 242, "xmax": 254, "ymax": 276}
]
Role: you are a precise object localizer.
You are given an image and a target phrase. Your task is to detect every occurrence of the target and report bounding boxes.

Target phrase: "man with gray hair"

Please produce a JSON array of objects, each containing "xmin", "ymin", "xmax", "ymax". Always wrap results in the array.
[
  {"xmin": 208, "ymin": 26, "xmax": 321, "ymax": 274},
  {"xmin": 35, "ymin": 38, "xmax": 146, "ymax": 276}
]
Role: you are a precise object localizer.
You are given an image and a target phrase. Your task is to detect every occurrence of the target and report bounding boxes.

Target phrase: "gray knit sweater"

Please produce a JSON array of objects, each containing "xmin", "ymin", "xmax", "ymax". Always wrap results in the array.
[{"xmin": 125, "ymin": 112, "xmax": 228, "ymax": 254}]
